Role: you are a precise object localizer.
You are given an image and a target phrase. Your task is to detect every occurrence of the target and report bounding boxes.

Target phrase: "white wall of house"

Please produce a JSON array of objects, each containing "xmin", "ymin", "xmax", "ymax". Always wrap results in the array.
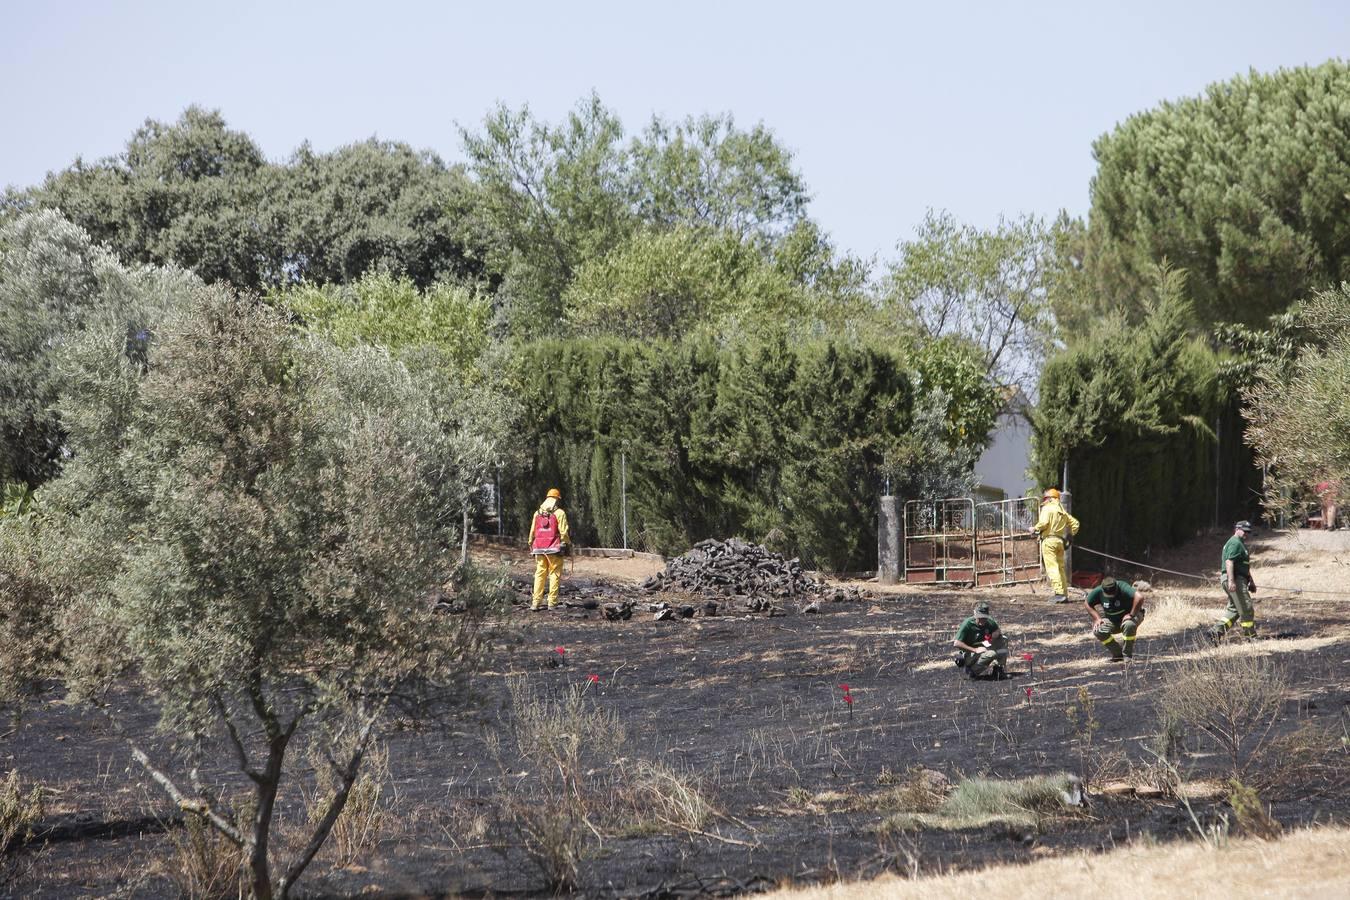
[{"xmin": 974, "ymin": 391, "xmax": 1035, "ymax": 501}]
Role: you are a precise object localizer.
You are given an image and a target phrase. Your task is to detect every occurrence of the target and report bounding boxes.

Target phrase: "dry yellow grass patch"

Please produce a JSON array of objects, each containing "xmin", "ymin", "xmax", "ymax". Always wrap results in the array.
[
  {"xmin": 770, "ymin": 826, "xmax": 1350, "ymax": 899},
  {"xmin": 1036, "ymin": 630, "xmax": 1093, "ymax": 648},
  {"xmin": 1142, "ymin": 592, "xmax": 1216, "ymax": 635},
  {"xmin": 1149, "ymin": 634, "xmax": 1338, "ymax": 666}
]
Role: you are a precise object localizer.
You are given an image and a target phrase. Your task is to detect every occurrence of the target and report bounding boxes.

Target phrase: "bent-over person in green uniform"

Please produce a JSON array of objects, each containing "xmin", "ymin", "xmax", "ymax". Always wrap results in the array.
[
  {"xmin": 953, "ymin": 601, "xmax": 1008, "ymax": 679},
  {"xmin": 1084, "ymin": 576, "xmax": 1147, "ymax": 661}
]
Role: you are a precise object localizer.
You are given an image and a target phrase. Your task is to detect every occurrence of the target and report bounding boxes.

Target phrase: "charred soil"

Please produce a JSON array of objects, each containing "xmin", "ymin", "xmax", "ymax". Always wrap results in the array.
[{"xmin": 6, "ymin": 531, "xmax": 1350, "ymax": 897}]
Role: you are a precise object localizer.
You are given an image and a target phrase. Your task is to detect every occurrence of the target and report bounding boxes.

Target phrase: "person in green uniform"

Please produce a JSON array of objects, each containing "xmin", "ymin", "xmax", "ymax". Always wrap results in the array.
[
  {"xmin": 1210, "ymin": 520, "xmax": 1257, "ymax": 640},
  {"xmin": 952, "ymin": 601, "xmax": 1008, "ymax": 679},
  {"xmin": 1084, "ymin": 576, "xmax": 1147, "ymax": 661}
]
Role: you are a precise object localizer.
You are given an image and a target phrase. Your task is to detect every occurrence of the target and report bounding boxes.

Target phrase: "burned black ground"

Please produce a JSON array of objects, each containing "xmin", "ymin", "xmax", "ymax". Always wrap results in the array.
[{"xmin": 6, "ymin": 560, "xmax": 1349, "ymax": 898}]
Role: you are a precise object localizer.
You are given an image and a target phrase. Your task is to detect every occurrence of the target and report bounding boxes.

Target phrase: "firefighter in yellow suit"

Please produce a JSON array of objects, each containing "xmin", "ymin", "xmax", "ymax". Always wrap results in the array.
[
  {"xmin": 1031, "ymin": 487, "xmax": 1079, "ymax": 604},
  {"xmin": 529, "ymin": 488, "xmax": 571, "ymax": 610}
]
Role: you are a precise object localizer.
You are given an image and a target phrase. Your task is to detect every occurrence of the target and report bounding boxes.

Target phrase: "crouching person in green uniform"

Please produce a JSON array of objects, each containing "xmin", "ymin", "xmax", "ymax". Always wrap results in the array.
[
  {"xmin": 953, "ymin": 601, "xmax": 1009, "ymax": 679},
  {"xmin": 1085, "ymin": 576, "xmax": 1147, "ymax": 661}
]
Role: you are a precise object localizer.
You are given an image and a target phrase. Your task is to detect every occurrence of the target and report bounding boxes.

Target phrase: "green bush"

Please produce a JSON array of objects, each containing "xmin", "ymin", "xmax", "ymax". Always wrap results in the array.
[{"xmin": 1033, "ymin": 268, "xmax": 1245, "ymax": 556}]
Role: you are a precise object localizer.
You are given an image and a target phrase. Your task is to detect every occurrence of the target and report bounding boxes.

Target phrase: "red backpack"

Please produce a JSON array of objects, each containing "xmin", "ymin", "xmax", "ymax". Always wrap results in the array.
[{"xmin": 531, "ymin": 509, "xmax": 561, "ymax": 554}]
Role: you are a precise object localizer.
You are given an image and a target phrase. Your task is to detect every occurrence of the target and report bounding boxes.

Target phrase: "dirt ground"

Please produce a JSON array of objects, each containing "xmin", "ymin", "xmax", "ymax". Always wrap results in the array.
[{"xmin": 6, "ymin": 528, "xmax": 1350, "ymax": 897}]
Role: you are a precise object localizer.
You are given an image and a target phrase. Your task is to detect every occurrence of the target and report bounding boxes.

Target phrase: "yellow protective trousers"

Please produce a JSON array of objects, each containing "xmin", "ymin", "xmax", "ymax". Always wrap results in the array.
[
  {"xmin": 532, "ymin": 554, "xmax": 564, "ymax": 609},
  {"xmin": 1041, "ymin": 536, "xmax": 1068, "ymax": 596}
]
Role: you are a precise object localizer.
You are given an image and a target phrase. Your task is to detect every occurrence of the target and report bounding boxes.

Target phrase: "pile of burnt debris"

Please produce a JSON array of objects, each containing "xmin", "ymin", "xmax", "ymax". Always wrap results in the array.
[{"xmin": 638, "ymin": 538, "xmax": 866, "ymax": 615}]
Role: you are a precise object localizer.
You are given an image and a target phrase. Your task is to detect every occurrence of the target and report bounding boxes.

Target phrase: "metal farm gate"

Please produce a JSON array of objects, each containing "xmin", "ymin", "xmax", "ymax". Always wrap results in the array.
[
  {"xmin": 973, "ymin": 497, "xmax": 1042, "ymax": 586},
  {"xmin": 903, "ymin": 496, "xmax": 1042, "ymax": 586},
  {"xmin": 903, "ymin": 498, "xmax": 975, "ymax": 584}
]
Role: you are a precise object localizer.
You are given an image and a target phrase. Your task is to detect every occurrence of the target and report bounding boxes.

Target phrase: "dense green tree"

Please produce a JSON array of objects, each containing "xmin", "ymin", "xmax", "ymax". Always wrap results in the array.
[
  {"xmin": 274, "ymin": 271, "xmax": 493, "ymax": 376},
  {"xmin": 273, "ymin": 139, "xmax": 486, "ymax": 288},
  {"xmin": 561, "ymin": 226, "xmax": 805, "ymax": 341},
  {"xmin": 562, "ymin": 219, "xmax": 876, "ymax": 344},
  {"xmin": 1083, "ymin": 61, "xmax": 1350, "ymax": 327},
  {"xmin": 502, "ymin": 336, "xmax": 993, "ymax": 569},
  {"xmin": 460, "ymin": 93, "xmax": 634, "ymax": 333},
  {"xmin": 7, "ymin": 107, "xmax": 273, "ymax": 289},
  {"xmin": 1034, "ymin": 266, "xmax": 1230, "ymax": 554},
  {"xmin": 460, "ymin": 94, "xmax": 845, "ymax": 339},
  {"xmin": 18, "ymin": 287, "xmax": 493, "ymax": 899},
  {"xmin": 7, "ymin": 108, "xmax": 486, "ymax": 292},
  {"xmin": 0, "ymin": 210, "xmax": 192, "ymax": 488}
]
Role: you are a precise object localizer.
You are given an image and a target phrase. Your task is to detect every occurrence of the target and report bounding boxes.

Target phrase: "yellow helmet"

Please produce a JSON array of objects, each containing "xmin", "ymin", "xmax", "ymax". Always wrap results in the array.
[{"xmin": 546, "ymin": 488, "xmax": 562, "ymax": 500}]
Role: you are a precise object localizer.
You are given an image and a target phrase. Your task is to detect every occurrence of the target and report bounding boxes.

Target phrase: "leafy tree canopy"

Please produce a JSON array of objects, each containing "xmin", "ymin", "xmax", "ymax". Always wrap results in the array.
[
  {"xmin": 883, "ymin": 210, "xmax": 1056, "ymax": 399},
  {"xmin": 1243, "ymin": 283, "xmax": 1350, "ymax": 514},
  {"xmin": 275, "ymin": 271, "xmax": 493, "ymax": 375},
  {"xmin": 0, "ymin": 210, "xmax": 193, "ymax": 488},
  {"xmin": 6, "ymin": 107, "xmax": 487, "ymax": 293},
  {"xmin": 629, "ymin": 112, "xmax": 809, "ymax": 242},
  {"xmin": 460, "ymin": 93, "xmax": 846, "ymax": 339},
  {"xmin": 1081, "ymin": 61, "xmax": 1350, "ymax": 328}
]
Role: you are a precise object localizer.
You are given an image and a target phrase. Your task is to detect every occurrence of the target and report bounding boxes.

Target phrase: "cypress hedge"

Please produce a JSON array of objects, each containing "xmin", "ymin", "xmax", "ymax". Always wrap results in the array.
[{"xmin": 503, "ymin": 336, "xmax": 993, "ymax": 571}]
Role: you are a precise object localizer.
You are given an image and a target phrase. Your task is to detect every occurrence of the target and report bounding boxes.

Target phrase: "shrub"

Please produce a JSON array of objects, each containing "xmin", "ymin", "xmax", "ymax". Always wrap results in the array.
[
  {"xmin": 1226, "ymin": 779, "xmax": 1281, "ymax": 840},
  {"xmin": 1154, "ymin": 653, "xmax": 1287, "ymax": 783},
  {"xmin": 489, "ymin": 678, "xmax": 627, "ymax": 892}
]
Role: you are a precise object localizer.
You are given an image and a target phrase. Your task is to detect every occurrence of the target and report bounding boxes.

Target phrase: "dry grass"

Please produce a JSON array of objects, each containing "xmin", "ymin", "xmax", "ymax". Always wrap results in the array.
[
  {"xmin": 488, "ymin": 676, "xmax": 718, "ymax": 891},
  {"xmin": 161, "ymin": 811, "xmax": 248, "ymax": 899},
  {"xmin": 770, "ymin": 825, "xmax": 1350, "ymax": 899},
  {"xmin": 877, "ymin": 773, "xmax": 1080, "ymax": 835},
  {"xmin": 869, "ymin": 768, "xmax": 949, "ymax": 814},
  {"xmin": 621, "ymin": 760, "xmax": 713, "ymax": 833},
  {"xmin": 1141, "ymin": 592, "xmax": 1214, "ymax": 635},
  {"xmin": 0, "ymin": 769, "xmax": 42, "ymax": 854},
  {"xmin": 301, "ymin": 741, "xmax": 395, "ymax": 869}
]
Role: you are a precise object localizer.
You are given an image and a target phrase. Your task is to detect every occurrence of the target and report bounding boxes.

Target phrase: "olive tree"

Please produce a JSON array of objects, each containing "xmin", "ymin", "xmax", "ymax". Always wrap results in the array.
[
  {"xmin": 0, "ymin": 210, "xmax": 191, "ymax": 489},
  {"xmin": 35, "ymin": 286, "xmax": 493, "ymax": 898},
  {"xmin": 1244, "ymin": 283, "xmax": 1350, "ymax": 511}
]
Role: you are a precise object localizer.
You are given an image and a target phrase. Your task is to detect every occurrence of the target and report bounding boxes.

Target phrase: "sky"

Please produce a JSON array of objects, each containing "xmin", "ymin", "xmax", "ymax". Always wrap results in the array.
[{"xmin": 4, "ymin": 1, "xmax": 1348, "ymax": 263}]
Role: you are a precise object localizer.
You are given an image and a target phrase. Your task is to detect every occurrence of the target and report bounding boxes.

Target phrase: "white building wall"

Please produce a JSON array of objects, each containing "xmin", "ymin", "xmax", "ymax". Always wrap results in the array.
[{"xmin": 974, "ymin": 408, "xmax": 1035, "ymax": 501}]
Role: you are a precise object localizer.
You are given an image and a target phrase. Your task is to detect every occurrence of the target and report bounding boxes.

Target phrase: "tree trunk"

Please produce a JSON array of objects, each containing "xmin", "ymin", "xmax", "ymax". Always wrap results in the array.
[
  {"xmin": 248, "ymin": 734, "xmax": 290, "ymax": 900},
  {"xmin": 277, "ymin": 713, "xmax": 378, "ymax": 896}
]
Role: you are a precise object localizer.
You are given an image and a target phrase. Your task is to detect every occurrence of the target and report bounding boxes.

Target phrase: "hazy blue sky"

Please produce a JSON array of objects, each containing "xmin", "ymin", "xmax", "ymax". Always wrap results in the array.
[{"xmin": 4, "ymin": 1, "xmax": 1347, "ymax": 262}]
